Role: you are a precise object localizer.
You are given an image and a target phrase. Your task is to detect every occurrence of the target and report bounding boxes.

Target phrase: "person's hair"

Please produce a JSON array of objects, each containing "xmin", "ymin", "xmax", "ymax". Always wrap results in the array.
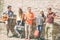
[
  {"xmin": 48, "ymin": 7, "xmax": 52, "ymax": 10},
  {"xmin": 40, "ymin": 11, "xmax": 45, "ymax": 17},
  {"xmin": 19, "ymin": 8, "xmax": 23, "ymax": 15},
  {"xmin": 7, "ymin": 5, "xmax": 12, "ymax": 9},
  {"xmin": 19, "ymin": 8, "xmax": 23, "ymax": 19}
]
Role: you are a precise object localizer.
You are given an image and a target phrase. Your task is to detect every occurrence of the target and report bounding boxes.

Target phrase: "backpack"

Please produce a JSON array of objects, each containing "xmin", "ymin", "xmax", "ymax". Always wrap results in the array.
[{"xmin": 34, "ymin": 29, "xmax": 39, "ymax": 38}]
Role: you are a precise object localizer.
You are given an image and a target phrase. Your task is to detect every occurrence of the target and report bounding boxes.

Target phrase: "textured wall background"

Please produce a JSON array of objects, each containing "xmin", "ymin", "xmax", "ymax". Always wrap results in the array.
[
  {"xmin": 2, "ymin": 0, "xmax": 60, "ymax": 23},
  {"xmin": 3, "ymin": 0, "xmax": 60, "ymax": 16},
  {"xmin": 0, "ymin": 0, "xmax": 60, "ymax": 40}
]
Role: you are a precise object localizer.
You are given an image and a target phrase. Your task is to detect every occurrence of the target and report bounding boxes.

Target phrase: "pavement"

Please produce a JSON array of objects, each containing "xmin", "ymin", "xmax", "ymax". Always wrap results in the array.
[
  {"xmin": 0, "ymin": 34, "xmax": 37, "ymax": 40},
  {"xmin": 0, "ymin": 24, "xmax": 37, "ymax": 40},
  {"xmin": 0, "ymin": 21, "xmax": 60, "ymax": 40}
]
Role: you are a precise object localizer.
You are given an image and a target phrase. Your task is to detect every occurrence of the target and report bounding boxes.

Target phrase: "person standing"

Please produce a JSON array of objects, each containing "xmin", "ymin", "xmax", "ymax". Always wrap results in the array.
[
  {"xmin": 4, "ymin": 5, "xmax": 14, "ymax": 36},
  {"xmin": 40, "ymin": 11, "xmax": 46, "ymax": 23},
  {"xmin": 14, "ymin": 8, "xmax": 24, "ymax": 37},
  {"xmin": 36, "ymin": 11, "xmax": 44, "ymax": 40},
  {"xmin": 24, "ymin": 7, "xmax": 34, "ymax": 40},
  {"xmin": 45, "ymin": 8, "xmax": 57, "ymax": 40}
]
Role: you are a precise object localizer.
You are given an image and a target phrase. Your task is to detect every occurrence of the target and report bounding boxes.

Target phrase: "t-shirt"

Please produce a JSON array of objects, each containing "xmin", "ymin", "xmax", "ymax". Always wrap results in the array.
[
  {"xmin": 16, "ymin": 14, "xmax": 25, "ymax": 25},
  {"xmin": 16, "ymin": 14, "xmax": 22, "ymax": 23},
  {"xmin": 36, "ymin": 14, "xmax": 43, "ymax": 26},
  {"xmin": 46, "ymin": 12, "xmax": 56, "ymax": 23},
  {"xmin": 4, "ymin": 11, "xmax": 13, "ymax": 17},
  {"xmin": 25, "ymin": 12, "xmax": 34, "ymax": 24},
  {"xmin": 8, "ymin": 11, "xmax": 13, "ymax": 17},
  {"xmin": 3, "ymin": 10, "xmax": 13, "ymax": 24}
]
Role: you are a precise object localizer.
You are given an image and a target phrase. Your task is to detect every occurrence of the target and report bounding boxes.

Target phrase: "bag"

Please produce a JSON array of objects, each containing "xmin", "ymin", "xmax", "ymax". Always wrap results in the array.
[
  {"xmin": 21, "ymin": 20, "xmax": 25, "ymax": 26},
  {"xmin": 34, "ymin": 29, "xmax": 39, "ymax": 38}
]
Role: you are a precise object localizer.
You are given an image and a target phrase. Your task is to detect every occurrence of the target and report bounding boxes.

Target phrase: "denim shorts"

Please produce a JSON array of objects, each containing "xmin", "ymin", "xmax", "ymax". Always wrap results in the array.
[{"xmin": 17, "ymin": 20, "xmax": 21, "ymax": 25}]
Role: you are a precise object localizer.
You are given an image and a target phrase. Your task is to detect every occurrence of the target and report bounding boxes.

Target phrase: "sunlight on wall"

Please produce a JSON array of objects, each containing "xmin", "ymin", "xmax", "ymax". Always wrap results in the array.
[{"xmin": 3, "ymin": 0, "xmax": 60, "ymax": 16}]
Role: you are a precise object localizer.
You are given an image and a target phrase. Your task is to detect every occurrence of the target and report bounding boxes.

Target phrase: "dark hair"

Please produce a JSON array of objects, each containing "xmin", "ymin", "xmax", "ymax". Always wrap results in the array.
[
  {"xmin": 48, "ymin": 7, "xmax": 52, "ymax": 10},
  {"xmin": 41, "ymin": 11, "xmax": 45, "ymax": 17},
  {"xmin": 7, "ymin": 5, "xmax": 12, "ymax": 9}
]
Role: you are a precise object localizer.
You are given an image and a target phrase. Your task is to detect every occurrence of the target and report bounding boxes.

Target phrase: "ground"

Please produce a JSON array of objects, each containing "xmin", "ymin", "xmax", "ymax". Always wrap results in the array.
[
  {"xmin": 0, "ymin": 23, "xmax": 37, "ymax": 40},
  {"xmin": 0, "ymin": 21, "xmax": 60, "ymax": 40}
]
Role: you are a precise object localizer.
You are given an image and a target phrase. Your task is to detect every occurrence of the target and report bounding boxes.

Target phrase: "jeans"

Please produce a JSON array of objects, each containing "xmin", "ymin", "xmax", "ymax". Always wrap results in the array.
[
  {"xmin": 17, "ymin": 21, "xmax": 21, "ymax": 25},
  {"xmin": 37, "ymin": 25, "xmax": 43, "ymax": 40},
  {"xmin": 14, "ymin": 20, "xmax": 21, "ymax": 34},
  {"xmin": 37, "ymin": 25, "xmax": 43, "ymax": 32}
]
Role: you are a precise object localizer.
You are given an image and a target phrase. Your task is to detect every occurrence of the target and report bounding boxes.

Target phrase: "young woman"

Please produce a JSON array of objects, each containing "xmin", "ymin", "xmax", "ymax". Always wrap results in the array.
[
  {"xmin": 36, "ymin": 11, "xmax": 44, "ymax": 40},
  {"xmin": 14, "ymin": 8, "xmax": 24, "ymax": 37}
]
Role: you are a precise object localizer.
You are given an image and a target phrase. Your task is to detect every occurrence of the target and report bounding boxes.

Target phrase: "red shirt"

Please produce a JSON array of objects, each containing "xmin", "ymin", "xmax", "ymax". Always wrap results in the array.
[{"xmin": 46, "ymin": 12, "xmax": 56, "ymax": 23}]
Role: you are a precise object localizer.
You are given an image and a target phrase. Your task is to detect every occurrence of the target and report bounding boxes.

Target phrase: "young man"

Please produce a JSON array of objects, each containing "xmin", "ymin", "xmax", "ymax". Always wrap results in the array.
[
  {"xmin": 24, "ymin": 7, "xmax": 34, "ymax": 40},
  {"xmin": 45, "ymin": 8, "xmax": 57, "ymax": 40},
  {"xmin": 4, "ymin": 5, "xmax": 14, "ymax": 36}
]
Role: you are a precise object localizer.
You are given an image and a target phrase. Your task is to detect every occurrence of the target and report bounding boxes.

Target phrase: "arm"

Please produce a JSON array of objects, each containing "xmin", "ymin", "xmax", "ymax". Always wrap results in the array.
[{"xmin": 52, "ymin": 13, "xmax": 59, "ymax": 18}]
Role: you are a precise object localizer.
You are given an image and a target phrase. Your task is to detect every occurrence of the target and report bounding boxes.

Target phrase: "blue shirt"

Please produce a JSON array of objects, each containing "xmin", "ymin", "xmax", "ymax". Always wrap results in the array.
[
  {"xmin": 8, "ymin": 11, "xmax": 13, "ymax": 17},
  {"xmin": 4, "ymin": 11, "xmax": 13, "ymax": 17}
]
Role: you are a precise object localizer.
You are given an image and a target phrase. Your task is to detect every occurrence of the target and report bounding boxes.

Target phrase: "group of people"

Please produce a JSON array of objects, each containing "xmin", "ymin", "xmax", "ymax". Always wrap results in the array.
[{"xmin": 2, "ymin": 5, "xmax": 59, "ymax": 40}]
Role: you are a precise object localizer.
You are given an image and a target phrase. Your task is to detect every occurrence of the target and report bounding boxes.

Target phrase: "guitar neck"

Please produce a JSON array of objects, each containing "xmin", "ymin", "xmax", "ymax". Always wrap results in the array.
[{"xmin": 0, "ymin": 21, "xmax": 5, "ymax": 23}]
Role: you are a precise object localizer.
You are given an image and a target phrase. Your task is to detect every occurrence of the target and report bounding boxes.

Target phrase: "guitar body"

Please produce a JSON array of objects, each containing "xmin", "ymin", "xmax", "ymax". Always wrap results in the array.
[{"xmin": 2, "ymin": 14, "xmax": 8, "ymax": 21}]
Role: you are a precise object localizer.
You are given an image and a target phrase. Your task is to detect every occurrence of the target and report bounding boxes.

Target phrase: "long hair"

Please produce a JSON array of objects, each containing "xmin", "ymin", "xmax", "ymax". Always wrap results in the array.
[
  {"xmin": 19, "ymin": 8, "xmax": 23, "ymax": 15},
  {"xmin": 40, "ymin": 11, "xmax": 45, "ymax": 17},
  {"xmin": 19, "ymin": 8, "xmax": 23, "ymax": 19}
]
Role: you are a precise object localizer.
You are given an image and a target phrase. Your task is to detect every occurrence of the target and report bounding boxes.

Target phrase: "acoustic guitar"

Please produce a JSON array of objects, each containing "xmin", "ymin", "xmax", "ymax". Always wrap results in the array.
[
  {"xmin": 2, "ymin": 14, "xmax": 8, "ymax": 21},
  {"xmin": 2, "ymin": 14, "xmax": 16, "ymax": 21}
]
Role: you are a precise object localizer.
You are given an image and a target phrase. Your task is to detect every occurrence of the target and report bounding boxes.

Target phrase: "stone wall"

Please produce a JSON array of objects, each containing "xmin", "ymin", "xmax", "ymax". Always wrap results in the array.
[
  {"xmin": 3, "ymin": 0, "xmax": 60, "ymax": 16},
  {"xmin": 0, "ymin": 0, "xmax": 4, "ymax": 16}
]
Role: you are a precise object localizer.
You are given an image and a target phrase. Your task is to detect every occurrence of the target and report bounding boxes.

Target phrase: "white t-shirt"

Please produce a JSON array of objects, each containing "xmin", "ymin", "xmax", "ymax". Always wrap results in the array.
[{"xmin": 16, "ymin": 15, "xmax": 22, "ymax": 23}]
